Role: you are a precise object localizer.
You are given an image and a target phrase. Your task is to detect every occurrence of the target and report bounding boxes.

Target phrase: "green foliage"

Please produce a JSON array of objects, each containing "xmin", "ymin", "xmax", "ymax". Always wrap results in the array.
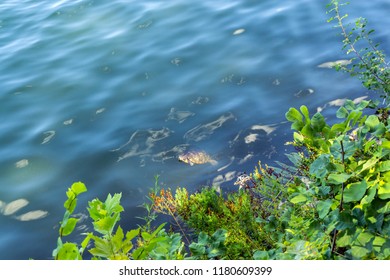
[
  {"xmin": 327, "ymin": 0, "xmax": 389, "ymax": 103},
  {"xmin": 171, "ymin": 187, "xmax": 272, "ymax": 259},
  {"xmin": 280, "ymin": 100, "xmax": 390, "ymax": 259},
  {"xmin": 188, "ymin": 229, "xmax": 227, "ymax": 260},
  {"xmin": 53, "ymin": 182, "xmax": 87, "ymax": 259}
]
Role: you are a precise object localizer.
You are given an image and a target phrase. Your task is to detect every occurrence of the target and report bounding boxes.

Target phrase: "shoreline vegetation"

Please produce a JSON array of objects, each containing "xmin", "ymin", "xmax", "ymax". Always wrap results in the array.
[{"xmin": 53, "ymin": 1, "xmax": 389, "ymax": 260}]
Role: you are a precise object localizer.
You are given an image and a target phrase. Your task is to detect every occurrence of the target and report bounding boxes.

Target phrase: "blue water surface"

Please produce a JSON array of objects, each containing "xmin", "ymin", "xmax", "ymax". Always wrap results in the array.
[{"xmin": 0, "ymin": 0, "xmax": 389, "ymax": 259}]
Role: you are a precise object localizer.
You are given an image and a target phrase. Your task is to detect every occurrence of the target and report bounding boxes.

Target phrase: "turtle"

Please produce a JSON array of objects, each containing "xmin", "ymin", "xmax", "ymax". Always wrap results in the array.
[{"xmin": 178, "ymin": 150, "xmax": 218, "ymax": 166}]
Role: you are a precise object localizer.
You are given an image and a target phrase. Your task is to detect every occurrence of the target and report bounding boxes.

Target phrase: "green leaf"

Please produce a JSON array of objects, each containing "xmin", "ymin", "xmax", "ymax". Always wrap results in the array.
[
  {"xmin": 336, "ymin": 106, "xmax": 349, "ymax": 118},
  {"xmin": 336, "ymin": 229, "xmax": 354, "ymax": 247},
  {"xmin": 317, "ymin": 199, "xmax": 333, "ymax": 219},
  {"xmin": 126, "ymin": 228, "xmax": 140, "ymax": 242},
  {"xmin": 197, "ymin": 232, "xmax": 209, "ymax": 245},
  {"xmin": 112, "ymin": 226, "xmax": 125, "ymax": 252},
  {"xmin": 327, "ymin": 173, "xmax": 351, "ymax": 184},
  {"xmin": 373, "ymin": 236, "xmax": 387, "ymax": 253},
  {"xmin": 377, "ymin": 201, "xmax": 390, "ymax": 214},
  {"xmin": 70, "ymin": 182, "xmax": 87, "ymax": 196},
  {"xmin": 290, "ymin": 194, "xmax": 307, "ymax": 204},
  {"xmin": 93, "ymin": 213, "xmax": 120, "ymax": 235},
  {"xmin": 360, "ymin": 185, "xmax": 377, "ymax": 205},
  {"xmin": 311, "ymin": 112, "xmax": 326, "ymax": 132},
  {"xmin": 61, "ymin": 217, "xmax": 79, "ymax": 236},
  {"xmin": 293, "ymin": 132, "xmax": 304, "ymax": 142},
  {"xmin": 378, "ymin": 182, "xmax": 390, "ymax": 200},
  {"xmin": 104, "ymin": 193, "xmax": 124, "ymax": 215},
  {"xmin": 310, "ymin": 154, "xmax": 330, "ymax": 179},
  {"xmin": 57, "ymin": 242, "xmax": 82, "ymax": 260},
  {"xmin": 89, "ymin": 236, "xmax": 111, "ymax": 258},
  {"xmin": 350, "ymin": 246, "xmax": 370, "ymax": 259},
  {"xmin": 64, "ymin": 194, "xmax": 77, "ymax": 214},
  {"xmin": 343, "ymin": 180, "xmax": 367, "ymax": 202},
  {"xmin": 285, "ymin": 107, "xmax": 303, "ymax": 122},
  {"xmin": 381, "ymin": 140, "xmax": 390, "ymax": 149},
  {"xmin": 81, "ymin": 233, "xmax": 93, "ymax": 252},
  {"xmin": 364, "ymin": 115, "xmax": 380, "ymax": 130},
  {"xmin": 189, "ymin": 243, "xmax": 206, "ymax": 256},
  {"xmin": 253, "ymin": 250, "xmax": 270, "ymax": 260},
  {"xmin": 141, "ymin": 232, "xmax": 152, "ymax": 242},
  {"xmin": 211, "ymin": 229, "xmax": 227, "ymax": 244},
  {"xmin": 355, "ymin": 231, "xmax": 374, "ymax": 247},
  {"xmin": 300, "ymin": 105, "xmax": 310, "ymax": 122},
  {"xmin": 378, "ymin": 161, "xmax": 390, "ymax": 172}
]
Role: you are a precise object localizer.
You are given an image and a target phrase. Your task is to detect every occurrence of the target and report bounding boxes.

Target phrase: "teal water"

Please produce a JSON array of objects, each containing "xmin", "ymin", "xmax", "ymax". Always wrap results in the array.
[{"xmin": 0, "ymin": 0, "xmax": 389, "ymax": 259}]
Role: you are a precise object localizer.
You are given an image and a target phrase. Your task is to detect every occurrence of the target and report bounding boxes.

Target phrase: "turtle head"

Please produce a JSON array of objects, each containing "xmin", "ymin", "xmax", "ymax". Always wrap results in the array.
[{"xmin": 178, "ymin": 154, "xmax": 188, "ymax": 163}]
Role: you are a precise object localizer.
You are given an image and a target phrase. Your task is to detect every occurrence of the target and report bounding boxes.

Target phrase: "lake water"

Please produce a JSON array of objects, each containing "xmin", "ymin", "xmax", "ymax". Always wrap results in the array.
[{"xmin": 0, "ymin": 0, "xmax": 389, "ymax": 259}]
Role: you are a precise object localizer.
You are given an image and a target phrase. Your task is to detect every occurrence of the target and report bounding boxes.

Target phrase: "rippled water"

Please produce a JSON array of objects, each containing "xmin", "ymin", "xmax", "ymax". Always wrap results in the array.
[{"xmin": 0, "ymin": 0, "xmax": 389, "ymax": 259}]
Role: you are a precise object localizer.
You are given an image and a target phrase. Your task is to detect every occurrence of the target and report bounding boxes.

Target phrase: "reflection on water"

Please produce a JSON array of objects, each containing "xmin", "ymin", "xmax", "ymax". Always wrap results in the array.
[
  {"xmin": 0, "ymin": 198, "xmax": 48, "ymax": 221},
  {"xmin": 184, "ymin": 112, "xmax": 236, "ymax": 142},
  {"xmin": 113, "ymin": 127, "xmax": 173, "ymax": 163},
  {"xmin": 166, "ymin": 107, "xmax": 195, "ymax": 123}
]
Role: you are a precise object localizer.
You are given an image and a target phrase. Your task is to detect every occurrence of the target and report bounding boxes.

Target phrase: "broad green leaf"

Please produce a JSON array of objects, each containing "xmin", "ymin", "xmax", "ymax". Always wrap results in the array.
[
  {"xmin": 355, "ymin": 231, "xmax": 374, "ymax": 247},
  {"xmin": 373, "ymin": 236, "xmax": 387, "ymax": 253},
  {"xmin": 70, "ymin": 182, "xmax": 87, "ymax": 196},
  {"xmin": 300, "ymin": 105, "xmax": 310, "ymax": 122},
  {"xmin": 89, "ymin": 236, "xmax": 111, "ymax": 258},
  {"xmin": 378, "ymin": 161, "xmax": 390, "ymax": 172},
  {"xmin": 364, "ymin": 115, "xmax": 380, "ymax": 131},
  {"xmin": 344, "ymin": 100, "xmax": 356, "ymax": 110},
  {"xmin": 350, "ymin": 246, "xmax": 370, "ymax": 259},
  {"xmin": 57, "ymin": 242, "xmax": 82, "ymax": 260},
  {"xmin": 112, "ymin": 226, "xmax": 125, "ymax": 252},
  {"xmin": 377, "ymin": 201, "xmax": 390, "ymax": 214},
  {"xmin": 310, "ymin": 154, "xmax": 330, "ymax": 179},
  {"xmin": 301, "ymin": 123, "xmax": 314, "ymax": 138},
  {"xmin": 197, "ymin": 232, "xmax": 209, "ymax": 245},
  {"xmin": 285, "ymin": 107, "xmax": 303, "ymax": 123},
  {"xmin": 189, "ymin": 243, "xmax": 206, "ymax": 256},
  {"xmin": 381, "ymin": 140, "xmax": 390, "ymax": 149},
  {"xmin": 343, "ymin": 180, "xmax": 367, "ymax": 202},
  {"xmin": 358, "ymin": 157, "xmax": 379, "ymax": 174},
  {"xmin": 290, "ymin": 194, "xmax": 307, "ymax": 204},
  {"xmin": 253, "ymin": 250, "xmax": 270, "ymax": 260},
  {"xmin": 336, "ymin": 230, "xmax": 354, "ymax": 247},
  {"xmin": 87, "ymin": 199, "xmax": 105, "ymax": 221},
  {"xmin": 331, "ymin": 122, "xmax": 347, "ymax": 133},
  {"xmin": 126, "ymin": 228, "xmax": 140, "ymax": 241},
  {"xmin": 141, "ymin": 231, "xmax": 152, "ymax": 242},
  {"xmin": 316, "ymin": 199, "xmax": 333, "ymax": 219},
  {"xmin": 293, "ymin": 132, "xmax": 304, "ymax": 142},
  {"xmin": 104, "ymin": 193, "xmax": 124, "ymax": 215},
  {"xmin": 311, "ymin": 112, "xmax": 326, "ymax": 132},
  {"xmin": 64, "ymin": 197, "xmax": 77, "ymax": 214},
  {"xmin": 212, "ymin": 229, "xmax": 227, "ymax": 244},
  {"xmin": 93, "ymin": 213, "xmax": 120, "ymax": 235},
  {"xmin": 61, "ymin": 217, "xmax": 79, "ymax": 236},
  {"xmin": 336, "ymin": 106, "xmax": 349, "ymax": 118},
  {"xmin": 327, "ymin": 173, "xmax": 351, "ymax": 184},
  {"xmin": 360, "ymin": 184, "xmax": 377, "ymax": 205},
  {"xmin": 208, "ymin": 248, "xmax": 224, "ymax": 258},
  {"xmin": 336, "ymin": 212, "xmax": 354, "ymax": 230},
  {"xmin": 378, "ymin": 182, "xmax": 390, "ymax": 200}
]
